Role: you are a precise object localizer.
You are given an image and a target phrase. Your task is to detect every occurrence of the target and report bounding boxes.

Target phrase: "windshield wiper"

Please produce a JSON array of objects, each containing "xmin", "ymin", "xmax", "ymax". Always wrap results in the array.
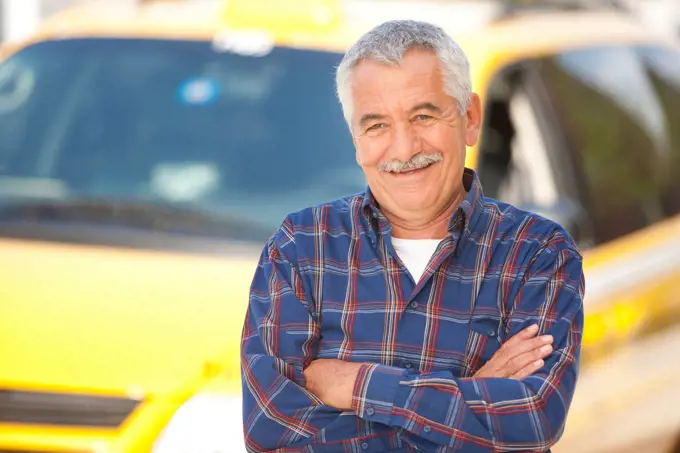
[{"xmin": 0, "ymin": 198, "xmax": 272, "ymax": 242}]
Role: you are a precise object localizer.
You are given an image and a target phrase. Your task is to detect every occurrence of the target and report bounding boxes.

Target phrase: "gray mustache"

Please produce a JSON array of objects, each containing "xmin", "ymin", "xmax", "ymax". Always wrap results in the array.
[{"xmin": 378, "ymin": 152, "xmax": 443, "ymax": 173}]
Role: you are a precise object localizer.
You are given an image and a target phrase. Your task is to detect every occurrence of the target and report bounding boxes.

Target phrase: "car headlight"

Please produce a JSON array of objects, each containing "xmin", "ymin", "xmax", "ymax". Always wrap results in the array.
[{"xmin": 152, "ymin": 393, "xmax": 246, "ymax": 453}]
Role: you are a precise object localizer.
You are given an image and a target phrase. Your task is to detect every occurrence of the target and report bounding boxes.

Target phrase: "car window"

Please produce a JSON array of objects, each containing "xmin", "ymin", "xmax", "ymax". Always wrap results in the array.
[
  {"xmin": 639, "ymin": 45, "xmax": 680, "ymax": 216},
  {"xmin": 535, "ymin": 45, "xmax": 680, "ymax": 245},
  {"xmin": 0, "ymin": 38, "xmax": 363, "ymax": 240}
]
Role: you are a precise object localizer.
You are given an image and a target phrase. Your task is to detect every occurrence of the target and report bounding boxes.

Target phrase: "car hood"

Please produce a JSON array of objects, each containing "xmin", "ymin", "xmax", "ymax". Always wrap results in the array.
[{"xmin": 0, "ymin": 237, "xmax": 260, "ymax": 398}]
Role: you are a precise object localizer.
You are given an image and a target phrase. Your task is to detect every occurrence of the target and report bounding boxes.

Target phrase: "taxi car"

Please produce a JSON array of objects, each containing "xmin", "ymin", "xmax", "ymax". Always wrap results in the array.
[{"xmin": 0, "ymin": 0, "xmax": 679, "ymax": 451}]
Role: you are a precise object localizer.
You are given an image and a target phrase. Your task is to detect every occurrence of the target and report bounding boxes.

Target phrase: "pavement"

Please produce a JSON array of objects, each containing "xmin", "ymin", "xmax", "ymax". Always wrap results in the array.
[{"xmin": 553, "ymin": 324, "xmax": 680, "ymax": 453}]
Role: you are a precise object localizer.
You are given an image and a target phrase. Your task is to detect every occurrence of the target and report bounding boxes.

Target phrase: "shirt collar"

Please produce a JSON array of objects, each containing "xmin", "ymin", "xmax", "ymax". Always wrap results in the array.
[{"xmin": 361, "ymin": 167, "xmax": 484, "ymax": 239}]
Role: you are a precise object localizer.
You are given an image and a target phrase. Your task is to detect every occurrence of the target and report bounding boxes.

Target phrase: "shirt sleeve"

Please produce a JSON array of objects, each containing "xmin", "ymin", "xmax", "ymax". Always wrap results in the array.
[
  {"xmin": 241, "ymin": 229, "xmax": 342, "ymax": 452},
  {"xmin": 351, "ymin": 241, "xmax": 585, "ymax": 452}
]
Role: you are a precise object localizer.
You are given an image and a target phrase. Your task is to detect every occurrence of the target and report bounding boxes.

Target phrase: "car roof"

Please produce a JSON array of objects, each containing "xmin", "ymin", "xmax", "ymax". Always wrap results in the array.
[{"xmin": 27, "ymin": 0, "xmax": 672, "ymax": 51}]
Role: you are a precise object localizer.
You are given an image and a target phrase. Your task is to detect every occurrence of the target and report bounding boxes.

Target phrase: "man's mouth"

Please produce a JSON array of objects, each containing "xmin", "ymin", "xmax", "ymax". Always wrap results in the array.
[{"xmin": 389, "ymin": 161, "xmax": 437, "ymax": 176}]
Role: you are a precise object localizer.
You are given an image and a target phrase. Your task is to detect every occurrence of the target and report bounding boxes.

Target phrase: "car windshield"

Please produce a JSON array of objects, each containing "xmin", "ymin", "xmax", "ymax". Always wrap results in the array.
[{"xmin": 0, "ymin": 38, "xmax": 363, "ymax": 241}]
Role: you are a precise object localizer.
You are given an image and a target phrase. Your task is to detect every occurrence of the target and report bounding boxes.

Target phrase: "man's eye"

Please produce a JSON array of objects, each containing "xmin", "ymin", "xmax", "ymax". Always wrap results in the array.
[
  {"xmin": 367, "ymin": 123, "xmax": 386, "ymax": 132},
  {"xmin": 414, "ymin": 114, "xmax": 433, "ymax": 121}
]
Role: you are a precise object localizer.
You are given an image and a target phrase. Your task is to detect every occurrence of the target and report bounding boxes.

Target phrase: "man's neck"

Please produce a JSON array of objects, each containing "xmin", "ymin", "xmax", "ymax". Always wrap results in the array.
[{"xmin": 386, "ymin": 190, "xmax": 468, "ymax": 240}]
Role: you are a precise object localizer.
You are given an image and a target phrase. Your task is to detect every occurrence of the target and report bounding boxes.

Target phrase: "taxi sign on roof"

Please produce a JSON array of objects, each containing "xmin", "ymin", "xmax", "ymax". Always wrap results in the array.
[{"xmin": 221, "ymin": 0, "xmax": 342, "ymax": 34}]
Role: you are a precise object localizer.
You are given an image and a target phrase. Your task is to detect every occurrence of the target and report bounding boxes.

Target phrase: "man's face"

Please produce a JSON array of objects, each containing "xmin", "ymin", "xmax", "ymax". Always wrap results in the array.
[{"xmin": 350, "ymin": 48, "xmax": 481, "ymax": 218}]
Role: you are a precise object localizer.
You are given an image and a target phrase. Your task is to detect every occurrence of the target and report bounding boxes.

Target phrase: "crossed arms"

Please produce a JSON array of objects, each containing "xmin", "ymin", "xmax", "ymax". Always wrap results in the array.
[{"xmin": 241, "ymin": 236, "xmax": 585, "ymax": 452}]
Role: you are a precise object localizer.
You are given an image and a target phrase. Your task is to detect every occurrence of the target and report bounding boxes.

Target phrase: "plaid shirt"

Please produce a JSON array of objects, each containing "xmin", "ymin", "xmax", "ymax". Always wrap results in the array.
[{"xmin": 241, "ymin": 168, "xmax": 584, "ymax": 453}]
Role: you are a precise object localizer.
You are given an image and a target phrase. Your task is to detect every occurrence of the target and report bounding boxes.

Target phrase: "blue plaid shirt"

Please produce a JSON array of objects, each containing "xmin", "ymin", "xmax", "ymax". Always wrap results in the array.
[{"xmin": 241, "ymin": 168, "xmax": 585, "ymax": 452}]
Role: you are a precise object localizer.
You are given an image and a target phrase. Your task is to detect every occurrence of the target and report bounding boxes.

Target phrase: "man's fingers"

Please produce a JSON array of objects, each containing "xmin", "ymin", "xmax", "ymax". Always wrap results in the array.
[
  {"xmin": 491, "ymin": 333, "xmax": 552, "ymax": 367},
  {"xmin": 511, "ymin": 359, "xmax": 545, "ymax": 380},
  {"xmin": 502, "ymin": 334, "xmax": 554, "ymax": 360},
  {"xmin": 507, "ymin": 344, "xmax": 553, "ymax": 374},
  {"xmin": 473, "ymin": 327, "xmax": 555, "ymax": 379},
  {"xmin": 474, "ymin": 341, "xmax": 551, "ymax": 379}
]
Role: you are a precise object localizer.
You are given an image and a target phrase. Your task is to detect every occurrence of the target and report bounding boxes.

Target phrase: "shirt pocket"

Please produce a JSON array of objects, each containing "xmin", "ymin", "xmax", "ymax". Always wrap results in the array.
[{"xmin": 461, "ymin": 317, "xmax": 503, "ymax": 377}]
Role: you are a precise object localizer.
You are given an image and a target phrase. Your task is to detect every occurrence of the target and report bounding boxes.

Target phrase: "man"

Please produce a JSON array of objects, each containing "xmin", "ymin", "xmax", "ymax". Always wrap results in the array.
[{"xmin": 241, "ymin": 20, "xmax": 584, "ymax": 453}]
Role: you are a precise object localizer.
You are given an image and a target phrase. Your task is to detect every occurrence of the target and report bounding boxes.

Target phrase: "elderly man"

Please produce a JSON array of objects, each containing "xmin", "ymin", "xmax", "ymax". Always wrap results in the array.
[{"xmin": 241, "ymin": 20, "xmax": 584, "ymax": 453}]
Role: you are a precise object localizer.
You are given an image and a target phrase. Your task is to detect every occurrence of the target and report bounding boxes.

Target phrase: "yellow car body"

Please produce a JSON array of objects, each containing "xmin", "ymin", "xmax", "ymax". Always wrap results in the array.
[{"xmin": 0, "ymin": 0, "xmax": 679, "ymax": 451}]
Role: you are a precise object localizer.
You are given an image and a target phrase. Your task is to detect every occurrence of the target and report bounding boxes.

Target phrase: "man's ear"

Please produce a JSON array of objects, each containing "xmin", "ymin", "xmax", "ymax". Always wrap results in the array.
[
  {"xmin": 465, "ymin": 93, "xmax": 482, "ymax": 147},
  {"xmin": 355, "ymin": 151, "xmax": 364, "ymax": 166},
  {"xmin": 353, "ymin": 136, "xmax": 363, "ymax": 166}
]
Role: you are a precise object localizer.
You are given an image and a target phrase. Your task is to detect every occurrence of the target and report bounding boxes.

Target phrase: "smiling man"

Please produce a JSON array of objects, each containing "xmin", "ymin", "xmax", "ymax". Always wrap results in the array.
[{"xmin": 241, "ymin": 20, "xmax": 584, "ymax": 452}]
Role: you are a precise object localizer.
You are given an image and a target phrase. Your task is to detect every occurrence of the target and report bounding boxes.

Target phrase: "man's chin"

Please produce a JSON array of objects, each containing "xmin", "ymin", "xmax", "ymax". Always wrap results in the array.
[{"xmin": 387, "ymin": 193, "xmax": 436, "ymax": 213}]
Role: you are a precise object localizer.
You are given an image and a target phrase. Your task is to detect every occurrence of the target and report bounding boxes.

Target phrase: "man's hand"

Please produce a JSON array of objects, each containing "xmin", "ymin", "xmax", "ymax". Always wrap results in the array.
[
  {"xmin": 303, "ymin": 359, "xmax": 363, "ymax": 410},
  {"xmin": 474, "ymin": 324, "xmax": 554, "ymax": 380}
]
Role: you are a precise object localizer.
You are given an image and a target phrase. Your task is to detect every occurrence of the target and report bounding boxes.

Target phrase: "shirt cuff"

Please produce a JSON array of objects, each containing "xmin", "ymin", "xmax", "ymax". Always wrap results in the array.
[{"xmin": 351, "ymin": 363, "xmax": 406, "ymax": 425}]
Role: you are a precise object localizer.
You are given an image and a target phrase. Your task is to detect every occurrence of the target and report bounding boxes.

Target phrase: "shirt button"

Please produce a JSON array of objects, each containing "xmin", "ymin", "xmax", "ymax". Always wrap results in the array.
[
  {"xmin": 404, "ymin": 361, "xmax": 412, "ymax": 369},
  {"xmin": 361, "ymin": 442, "xmax": 369, "ymax": 450},
  {"xmin": 409, "ymin": 301, "xmax": 418, "ymax": 309},
  {"xmin": 488, "ymin": 330, "xmax": 496, "ymax": 337},
  {"xmin": 424, "ymin": 426, "xmax": 432, "ymax": 433},
  {"xmin": 365, "ymin": 407, "xmax": 375, "ymax": 416}
]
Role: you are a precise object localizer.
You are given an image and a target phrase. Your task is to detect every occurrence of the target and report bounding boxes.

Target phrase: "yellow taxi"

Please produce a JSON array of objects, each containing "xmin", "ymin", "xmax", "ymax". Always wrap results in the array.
[{"xmin": 0, "ymin": 0, "xmax": 679, "ymax": 451}]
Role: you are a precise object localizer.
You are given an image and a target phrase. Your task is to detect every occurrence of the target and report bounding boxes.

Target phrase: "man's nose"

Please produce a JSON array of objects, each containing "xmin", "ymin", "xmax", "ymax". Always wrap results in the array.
[{"xmin": 389, "ymin": 122, "xmax": 420, "ymax": 162}]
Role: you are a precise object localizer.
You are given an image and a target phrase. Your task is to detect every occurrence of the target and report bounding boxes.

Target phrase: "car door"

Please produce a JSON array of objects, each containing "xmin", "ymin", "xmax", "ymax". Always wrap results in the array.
[{"xmin": 476, "ymin": 42, "xmax": 680, "ymax": 355}]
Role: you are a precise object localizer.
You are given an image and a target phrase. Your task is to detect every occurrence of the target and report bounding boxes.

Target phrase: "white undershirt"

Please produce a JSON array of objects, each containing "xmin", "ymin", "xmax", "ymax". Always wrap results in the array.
[{"xmin": 390, "ymin": 237, "xmax": 443, "ymax": 283}]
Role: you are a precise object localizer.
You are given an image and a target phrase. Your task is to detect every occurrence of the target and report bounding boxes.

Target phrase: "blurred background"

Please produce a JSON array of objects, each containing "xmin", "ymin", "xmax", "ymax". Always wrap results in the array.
[{"xmin": 1, "ymin": 0, "xmax": 679, "ymax": 452}]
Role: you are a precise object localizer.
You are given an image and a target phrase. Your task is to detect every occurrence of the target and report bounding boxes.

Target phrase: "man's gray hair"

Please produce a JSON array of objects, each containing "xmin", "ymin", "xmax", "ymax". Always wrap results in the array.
[{"xmin": 335, "ymin": 20, "xmax": 472, "ymax": 129}]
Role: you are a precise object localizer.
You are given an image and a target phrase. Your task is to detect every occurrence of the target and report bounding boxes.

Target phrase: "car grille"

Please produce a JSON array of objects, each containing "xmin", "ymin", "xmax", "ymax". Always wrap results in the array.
[{"xmin": 0, "ymin": 389, "xmax": 141, "ymax": 427}]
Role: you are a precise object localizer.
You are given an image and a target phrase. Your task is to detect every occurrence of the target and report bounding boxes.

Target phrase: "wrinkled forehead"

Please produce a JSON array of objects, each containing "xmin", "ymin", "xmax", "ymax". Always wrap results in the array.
[{"xmin": 349, "ymin": 51, "xmax": 450, "ymax": 109}]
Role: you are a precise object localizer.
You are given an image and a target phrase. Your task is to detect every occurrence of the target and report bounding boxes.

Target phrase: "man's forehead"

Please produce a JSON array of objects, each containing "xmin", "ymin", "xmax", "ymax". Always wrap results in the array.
[
  {"xmin": 351, "ymin": 81, "xmax": 447, "ymax": 114},
  {"xmin": 351, "ymin": 56, "xmax": 444, "ymax": 99}
]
